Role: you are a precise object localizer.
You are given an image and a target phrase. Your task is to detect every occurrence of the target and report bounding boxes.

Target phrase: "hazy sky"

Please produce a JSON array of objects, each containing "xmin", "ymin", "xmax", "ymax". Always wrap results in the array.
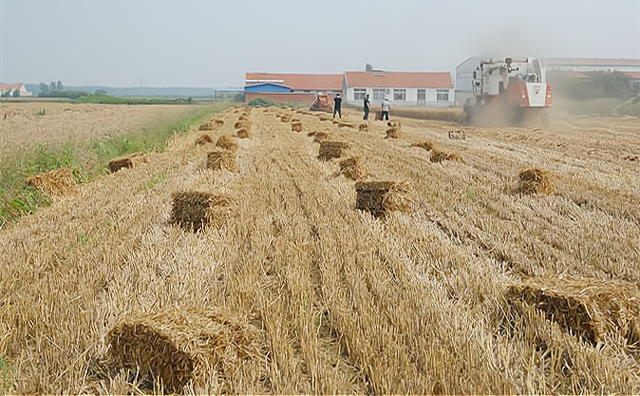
[{"xmin": 1, "ymin": 0, "xmax": 639, "ymax": 87}]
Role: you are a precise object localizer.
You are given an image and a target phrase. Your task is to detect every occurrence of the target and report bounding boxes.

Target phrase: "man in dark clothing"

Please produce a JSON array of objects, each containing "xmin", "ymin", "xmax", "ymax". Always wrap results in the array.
[
  {"xmin": 333, "ymin": 94, "xmax": 342, "ymax": 119},
  {"xmin": 363, "ymin": 94, "xmax": 370, "ymax": 120}
]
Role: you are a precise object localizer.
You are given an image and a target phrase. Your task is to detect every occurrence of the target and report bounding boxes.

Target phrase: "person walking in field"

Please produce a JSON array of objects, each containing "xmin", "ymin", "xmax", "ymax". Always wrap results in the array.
[
  {"xmin": 333, "ymin": 93, "xmax": 342, "ymax": 119},
  {"xmin": 381, "ymin": 97, "xmax": 390, "ymax": 121},
  {"xmin": 363, "ymin": 93, "xmax": 370, "ymax": 120}
]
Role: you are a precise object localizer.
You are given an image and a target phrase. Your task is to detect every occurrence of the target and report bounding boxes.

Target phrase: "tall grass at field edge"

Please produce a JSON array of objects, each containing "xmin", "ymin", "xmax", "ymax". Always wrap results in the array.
[{"xmin": 0, "ymin": 103, "xmax": 230, "ymax": 227}]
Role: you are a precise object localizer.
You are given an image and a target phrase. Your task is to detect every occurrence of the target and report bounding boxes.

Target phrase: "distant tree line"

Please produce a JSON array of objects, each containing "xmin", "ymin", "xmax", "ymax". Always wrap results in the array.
[
  {"xmin": 548, "ymin": 71, "xmax": 639, "ymax": 101},
  {"xmin": 37, "ymin": 80, "xmax": 88, "ymax": 99}
]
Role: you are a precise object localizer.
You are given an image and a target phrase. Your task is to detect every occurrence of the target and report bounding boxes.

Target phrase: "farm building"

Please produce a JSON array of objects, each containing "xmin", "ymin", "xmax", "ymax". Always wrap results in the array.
[
  {"xmin": 0, "ymin": 83, "xmax": 31, "ymax": 97},
  {"xmin": 244, "ymin": 73, "xmax": 342, "ymax": 105},
  {"xmin": 343, "ymin": 70, "xmax": 454, "ymax": 107}
]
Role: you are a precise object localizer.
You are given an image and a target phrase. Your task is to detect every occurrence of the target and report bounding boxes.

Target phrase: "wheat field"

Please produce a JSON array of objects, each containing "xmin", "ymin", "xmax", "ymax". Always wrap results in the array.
[{"xmin": 0, "ymin": 105, "xmax": 639, "ymax": 394}]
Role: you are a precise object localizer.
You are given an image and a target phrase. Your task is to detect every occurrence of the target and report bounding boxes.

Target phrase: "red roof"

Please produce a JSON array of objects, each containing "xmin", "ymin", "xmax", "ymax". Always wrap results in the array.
[
  {"xmin": 344, "ymin": 71, "xmax": 452, "ymax": 89},
  {"xmin": 0, "ymin": 83, "xmax": 24, "ymax": 91},
  {"xmin": 245, "ymin": 73, "xmax": 342, "ymax": 91},
  {"xmin": 623, "ymin": 71, "xmax": 640, "ymax": 79}
]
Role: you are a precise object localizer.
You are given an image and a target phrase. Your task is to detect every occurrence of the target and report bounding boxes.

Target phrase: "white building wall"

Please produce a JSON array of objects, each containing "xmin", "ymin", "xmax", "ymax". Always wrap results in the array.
[{"xmin": 345, "ymin": 86, "xmax": 454, "ymax": 107}]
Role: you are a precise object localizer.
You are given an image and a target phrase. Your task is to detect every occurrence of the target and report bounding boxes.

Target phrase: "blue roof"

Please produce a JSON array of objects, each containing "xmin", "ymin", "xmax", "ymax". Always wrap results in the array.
[{"xmin": 244, "ymin": 83, "xmax": 293, "ymax": 93}]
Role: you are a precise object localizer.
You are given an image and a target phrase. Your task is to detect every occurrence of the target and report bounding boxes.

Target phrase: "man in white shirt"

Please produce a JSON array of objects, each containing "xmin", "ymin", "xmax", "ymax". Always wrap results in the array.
[{"xmin": 381, "ymin": 98, "xmax": 390, "ymax": 121}]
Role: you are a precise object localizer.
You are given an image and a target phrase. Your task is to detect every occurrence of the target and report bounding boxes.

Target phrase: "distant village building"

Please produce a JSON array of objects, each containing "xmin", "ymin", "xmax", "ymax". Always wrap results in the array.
[
  {"xmin": 343, "ymin": 70, "xmax": 455, "ymax": 107},
  {"xmin": 244, "ymin": 73, "xmax": 342, "ymax": 105},
  {"xmin": 0, "ymin": 83, "xmax": 31, "ymax": 97}
]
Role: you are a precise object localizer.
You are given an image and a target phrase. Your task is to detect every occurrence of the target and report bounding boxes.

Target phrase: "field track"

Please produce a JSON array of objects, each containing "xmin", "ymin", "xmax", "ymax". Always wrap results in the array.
[{"xmin": 0, "ymin": 106, "xmax": 639, "ymax": 394}]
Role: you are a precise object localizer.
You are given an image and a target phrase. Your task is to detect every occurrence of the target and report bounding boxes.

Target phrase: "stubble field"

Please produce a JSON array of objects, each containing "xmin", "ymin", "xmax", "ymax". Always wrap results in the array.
[{"xmin": 0, "ymin": 104, "xmax": 639, "ymax": 394}]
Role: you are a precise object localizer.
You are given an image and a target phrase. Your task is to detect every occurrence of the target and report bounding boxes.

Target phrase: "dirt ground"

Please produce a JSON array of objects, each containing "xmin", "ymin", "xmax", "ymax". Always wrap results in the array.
[
  {"xmin": 0, "ymin": 102, "xmax": 201, "ymax": 159},
  {"xmin": 0, "ymin": 106, "xmax": 638, "ymax": 394}
]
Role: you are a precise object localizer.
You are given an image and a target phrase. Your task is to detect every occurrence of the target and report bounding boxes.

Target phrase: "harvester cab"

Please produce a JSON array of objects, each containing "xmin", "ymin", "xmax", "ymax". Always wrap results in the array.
[{"xmin": 310, "ymin": 94, "xmax": 333, "ymax": 113}]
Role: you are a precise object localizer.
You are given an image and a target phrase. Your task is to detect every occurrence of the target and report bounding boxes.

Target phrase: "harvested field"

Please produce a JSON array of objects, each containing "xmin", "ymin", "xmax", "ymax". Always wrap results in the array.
[
  {"xmin": 0, "ymin": 103, "xmax": 200, "ymax": 159},
  {"xmin": 1, "ymin": 107, "xmax": 640, "ymax": 394},
  {"xmin": 207, "ymin": 149, "xmax": 237, "ymax": 172}
]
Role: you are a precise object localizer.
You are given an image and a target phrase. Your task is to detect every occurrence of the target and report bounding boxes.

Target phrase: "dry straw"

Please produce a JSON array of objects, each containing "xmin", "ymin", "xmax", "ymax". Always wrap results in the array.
[
  {"xmin": 385, "ymin": 128, "xmax": 401, "ymax": 139},
  {"xmin": 358, "ymin": 123, "xmax": 368, "ymax": 132},
  {"xmin": 339, "ymin": 156, "xmax": 368, "ymax": 181},
  {"xmin": 507, "ymin": 275, "xmax": 640, "ymax": 345},
  {"xmin": 216, "ymin": 135, "xmax": 239, "ymax": 152},
  {"xmin": 281, "ymin": 115, "xmax": 291, "ymax": 123},
  {"xmin": 448, "ymin": 129, "xmax": 467, "ymax": 140},
  {"xmin": 318, "ymin": 141, "xmax": 348, "ymax": 161},
  {"xmin": 387, "ymin": 120, "xmax": 402, "ymax": 128},
  {"xmin": 207, "ymin": 150, "xmax": 237, "ymax": 172},
  {"xmin": 517, "ymin": 168, "xmax": 553, "ymax": 194},
  {"xmin": 291, "ymin": 122, "xmax": 302, "ymax": 132},
  {"xmin": 213, "ymin": 119, "xmax": 224, "ymax": 127},
  {"xmin": 309, "ymin": 131, "xmax": 329, "ymax": 143},
  {"xmin": 195, "ymin": 133, "xmax": 213, "ymax": 145},
  {"xmin": 234, "ymin": 120, "xmax": 251, "ymax": 130},
  {"xmin": 170, "ymin": 191, "xmax": 234, "ymax": 231},
  {"xmin": 198, "ymin": 122, "xmax": 215, "ymax": 131},
  {"xmin": 26, "ymin": 168, "xmax": 76, "ymax": 196},
  {"xmin": 430, "ymin": 149, "xmax": 460, "ymax": 163},
  {"xmin": 106, "ymin": 307, "xmax": 266, "ymax": 392},
  {"xmin": 237, "ymin": 129, "xmax": 251, "ymax": 139},
  {"xmin": 108, "ymin": 153, "xmax": 148, "ymax": 173},
  {"xmin": 411, "ymin": 141, "xmax": 434, "ymax": 151},
  {"xmin": 355, "ymin": 181, "xmax": 411, "ymax": 218}
]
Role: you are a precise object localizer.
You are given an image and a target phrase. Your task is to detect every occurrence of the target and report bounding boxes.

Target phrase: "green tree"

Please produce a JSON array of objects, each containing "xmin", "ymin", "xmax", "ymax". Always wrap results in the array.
[
  {"xmin": 49, "ymin": 82, "xmax": 56, "ymax": 92},
  {"xmin": 39, "ymin": 83, "xmax": 49, "ymax": 94},
  {"xmin": 56, "ymin": 80, "xmax": 64, "ymax": 92},
  {"xmin": 366, "ymin": 63, "xmax": 373, "ymax": 71},
  {"xmin": 12, "ymin": 90, "xmax": 20, "ymax": 98}
]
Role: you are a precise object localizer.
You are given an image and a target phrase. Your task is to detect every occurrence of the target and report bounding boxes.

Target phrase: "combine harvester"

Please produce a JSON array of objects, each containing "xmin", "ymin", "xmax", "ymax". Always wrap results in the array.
[{"xmin": 465, "ymin": 57, "xmax": 552, "ymax": 126}]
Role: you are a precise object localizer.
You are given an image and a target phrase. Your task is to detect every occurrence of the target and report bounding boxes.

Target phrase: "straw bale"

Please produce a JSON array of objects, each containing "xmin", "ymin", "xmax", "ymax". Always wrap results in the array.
[
  {"xmin": 355, "ymin": 181, "xmax": 395, "ymax": 218},
  {"xmin": 412, "ymin": 141, "xmax": 434, "ymax": 151},
  {"xmin": 311, "ymin": 131, "xmax": 329, "ymax": 143},
  {"xmin": 198, "ymin": 122, "xmax": 215, "ymax": 131},
  {"xmin": 387, "ymin": 120, "xmax": 401, "ymax": 128},
  {"xmin": 338, "ymin": 122, "xmax": 355, "ymax": 129},
  {"xmin": 319, "ymin": 115, "xmax": 331, "ymax": 121},
  {"xmin": 106, "ymin": 307, "xmax": 265, "ymax": 392},
  {"xmin": 207, "ymin": 150, "xmax": 237, "ymax": 172},
  {"xmin": 358, "ymin": 123, "xmax": 368, "ymax": 132},
  {"xmin": 108, "ymin": 153, "xmax": 148, "ymax": 173},
  {"xmin": 239, "ymin": 114, "xmax": 249, "ymax": 121},
  {"xmin": 375, "ymin": 111, "xmax": 383, "ymax": 121},
  {"xmin": 318, "ymin": 141, "xmax": 348, "ymax": 161},
  {"xmin": 216, "ymin": 135, "xmax": 239, "ymax": 152},
  {"xmin": 281, "ymin": 115, "xmax": 291, "ymax": 123},
  {"xmin": 291, "ymin": 122, "xmax": 302, "ymax": 132},
  {"xmin": 430, "ymin": 149, "xmax": 460, "ymax": 163},
  {"xmin": 507, "ymin": 276, "xmax": 640, "ymax": 346},
  {"xmin": 385, "ymin": 128, "xmax": 401, "ymax": 139},
  {"xmin": 339, "ymin": 156, "xmax": 368, "ymax": 180},
  {"xmin": 26, "ymin": 168, "xmax": 76, "ymax": 196},
  {"xmin": 517, "ymin": 168, "xmax": 554, "ymax": 194},
  {"xmin": 234, "ymin": 120, "xmax": 250, "ymax": 129},
  {"xmin": 236, "ymin": 128, "xmax": 251, "ymax": 139},
  {"xmin": 448, "ymin": 129, "xmax": 467, "ymax": 140},
  {"xmin": 195, "ymin": 133, "xmax": 213, "ymax": 145},
  {"xmin": 292, "ymin": 118, "xmax": 301, "ymax": 123},
  {"xmin": 170, "ymin": 191, "xmax": 234, "ymax": 231},
  {"xmin": 213, "ymin": 119, "xmax": 224, "ymax": 126}
]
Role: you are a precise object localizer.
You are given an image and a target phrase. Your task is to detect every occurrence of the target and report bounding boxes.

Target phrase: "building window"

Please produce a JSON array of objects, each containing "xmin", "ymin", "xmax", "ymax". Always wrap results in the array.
[
  {"xmin": 394, "ymin": 89, "xmax": 406, "ymax": 101},
  {"xmin": 437, "ymin": 89, "xmax": 449, "ymax": 101},
  {"xmin": 373, "ymin": 88, "xmax": 387, "ymax": 100},
  {"xmin": 354, "ymin": 88, "xmax": 367, "ymax": 100},
  {"xmin": 417, "ymin": 89, "xmax": 426, "ymax": 104}
]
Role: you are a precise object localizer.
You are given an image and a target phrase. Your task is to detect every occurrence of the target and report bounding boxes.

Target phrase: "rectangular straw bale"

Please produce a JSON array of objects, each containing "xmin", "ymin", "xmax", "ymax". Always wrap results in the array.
[
  {"xmin": 237, "ymin": 128, "xmax": 251, "ymax": 139},
  {"xmin": 358, "ymin": 123, "xmax": 368, "ymax": 132},
  {"xmin": 339, "ymin": 156, "xmax": 368, "ymax": 180},
  {"xmin": 108, "ymin": 153, "xmax": 148, "ymax": 173},
  {"xmin": 387, "ymin": 120, "xmax": 402, "ymax": 128},
  {"xmin": 216, "ymin": 135, "xmax": 239, "ymax": 151},
  {"xmin": 234, "ymin": 120, "xmax": 251, "ymax": 129},
  {"xmin": 412, "ymin": 141, "xmax": 434, "ymax": 151},
  {"xmin": 281, "ymin": 115, "xmax": 291, "ymax": 123},
  {"xmin": 355, "ymin": 181, "xmax": 394, "ymax": 218},
  {"xmin": 312, "ymin": 131, "xmax": 329, "ymax": 143},
  {"xmin": 213, "ymin": 119, "xmax": 224, "ymax": 126},
  {"xmin": 318, "ymin": 141, "xmax": 348, "ymax": 161},
  {"xmin": 448, "ymin": 129, "xmax": 467, "ymax": 139},
  {"xmin": 291, "ymin": 122, "xmax": 302, "ymax": 132},
  {"xmin": 195, "ymin": 133, "xmax": 213, "ymax": 145},
  {"xmin": 385, "ymin": 128, "xmax": 401, "ymax": 139},
  {"xmin": 199, "ymin": 122, "xmax": 215, "ymax": 131},
  {"xmin": 170, "ymin": 191, "xmax": 234, "ymax": 231},
  {"xmin": 430, "ymin": 149, "xmax": 460, "ymax": 163},
  {"xmin": 106, "ymin": 307, "xmax": 266, "ymax": 392},
  {"xmin": 517, "ymin": 168, "xmax": 554, "ymax": 194},
  {"xmin": 207, "ymin": 150, "xmax": 237, "ymax": 172},
  {"xmin": 507, "ymin": 276, "xmax": 640, "ymax": 346},
  {"xmin": 26, "ymin": 168, "xmax": 76, "ymax": 196}
]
